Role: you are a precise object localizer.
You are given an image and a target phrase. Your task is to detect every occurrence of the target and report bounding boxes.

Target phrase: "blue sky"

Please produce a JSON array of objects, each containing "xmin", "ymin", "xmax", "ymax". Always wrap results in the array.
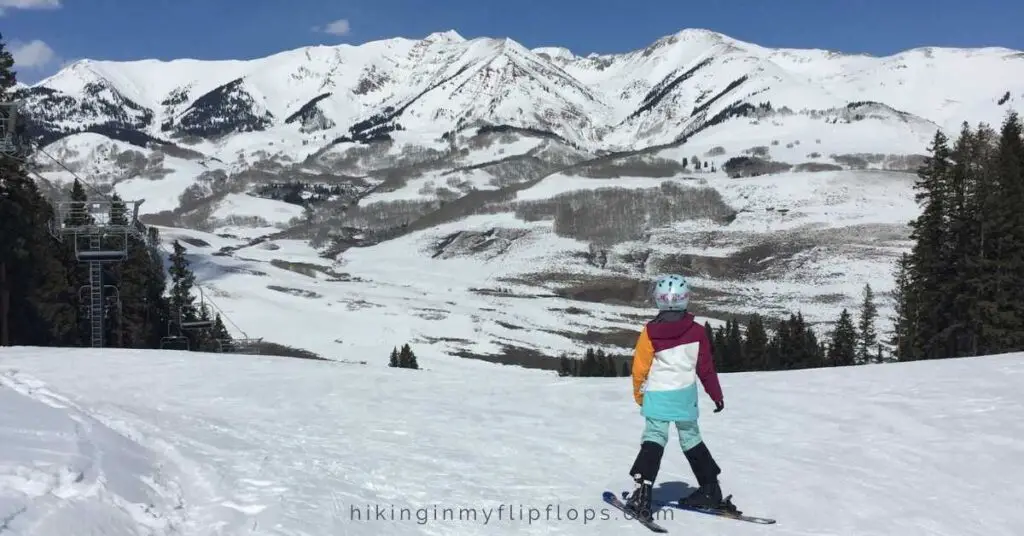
[{"xmin": 4, "ymin": 0, "xmax": 1023, "ymax": 84}]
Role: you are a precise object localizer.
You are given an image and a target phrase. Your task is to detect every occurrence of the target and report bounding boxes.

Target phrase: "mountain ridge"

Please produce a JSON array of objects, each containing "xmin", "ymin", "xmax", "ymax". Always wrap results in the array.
[{"xmin": 14, "ymin": 27, "xmax": 1024, "ymax": 155}]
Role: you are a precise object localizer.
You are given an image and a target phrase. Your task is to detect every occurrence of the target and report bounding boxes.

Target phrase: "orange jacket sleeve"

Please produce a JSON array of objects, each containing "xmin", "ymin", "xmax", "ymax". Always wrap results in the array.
[{"xmin": 631, "ymin": 327, "xmax": 654, "ymax": 405}]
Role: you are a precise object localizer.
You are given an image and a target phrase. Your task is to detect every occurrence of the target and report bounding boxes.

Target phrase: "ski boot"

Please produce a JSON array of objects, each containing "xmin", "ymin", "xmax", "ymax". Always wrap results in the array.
[
  {"xmin": 625, "ymin": 440, "xmax": 663, "ymax": 519},
  {"xmin": 625, "ymin": 474, "xmax": 655, "ymax": 520},
  {"xmin": 680, "ymin": 441, "xmax": 736, "ymax": 512},
  {"xmin": 680, "ymin": 481, "xmax": 724, "ymax": 508}
]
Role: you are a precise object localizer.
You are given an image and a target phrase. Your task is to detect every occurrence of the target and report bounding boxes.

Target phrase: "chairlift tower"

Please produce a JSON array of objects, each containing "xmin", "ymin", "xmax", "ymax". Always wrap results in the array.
[
  {"xmin": 50, "ymin": 199, "xmax": 146, "ymax": 348},
  {"xmin": 1, "ymin": 100, "xmax": 27, "ymax": 157}
]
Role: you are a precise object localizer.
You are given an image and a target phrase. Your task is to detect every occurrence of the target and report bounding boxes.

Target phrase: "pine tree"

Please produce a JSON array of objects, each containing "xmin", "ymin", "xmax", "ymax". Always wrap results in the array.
[
  {"xmin": 621, "ymin": 360, "xmax": 630, "ymax": 376},
  {"xmin": 166, "ymin": 240, "xmax": 205, "ymax": 349},
  {"xmin": 603, "ymin": 354, "xmax": 617, "ymax": 377},
  {"xmin": 985, "ymin": 112, "xmax": 1024, "ymax": 352},
  {"xmin": 958, "ymin": 123, "xmax": 999, "ymax": 357},
  {"xmin": 724, "ymin": 318, "xmax": 743, "ymax": 372},
  {"xmin": 828, "ymin": 309, "xmax": 858, "ymax": 367},
  {"xmin": 595, "ymin": 348, "xmax": 609, "ymax": 376},
  {"xmin": 906, "ymin": 130, "xmax": 953, "ymax": 359},
  {"xmin": 802, "ymin": 323, "xmax": 824, "ymax": 368},
  {"xmin": 140, "ymin": 227, "xmax": 171, "ymax": 347},
  {"xmin": 167, "ymin": 240, "xmax": 197, "ymax": 323},
  {"xmin": 403, "ymin": 343, "xmax": 419, "ymax": 369},
  {"xmin": 389, "ymin": 347, "xmax": 399, "ymax": 367},
  {"xmin": 557, "ymin": 354, "xmax": 571, "ymax": 376},
  {"xmin": 0, "ymin": 35, "xmax": 78, "ymax": 347},
  {"xmin": 890, "ymin": 253, "xmax": 917, "ymax": 360},
  {"xmin": 713, "ymin": 325, "xmax": 727, "ymax": 367},
  {"xmin": 943, "ymin": 124, "xmax": 982, "ymax": 357},
  {"xmin": 857, "ymin": 283, "xmax": 878, "ymax": 364},
  {"xmin": 582, "ymin": 347, "xmax": 598, "ymax": 377},
  {"xmin": 741, "ymin": 314, "xmax": 768, "ymax": 371},
  {"xmin": 764, "ymin": 319, "xmax": 785, "ymax": 371}
]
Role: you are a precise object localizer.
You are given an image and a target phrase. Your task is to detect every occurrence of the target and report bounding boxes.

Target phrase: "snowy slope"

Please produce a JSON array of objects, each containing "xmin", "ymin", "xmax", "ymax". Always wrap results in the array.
[
  {"xmin": 1, "ymin": 347, "xmax": 1022, "ymax": 535},
  {"xmin": 122, "ymin": 164, "xmax": 915, "ymax": 363}
]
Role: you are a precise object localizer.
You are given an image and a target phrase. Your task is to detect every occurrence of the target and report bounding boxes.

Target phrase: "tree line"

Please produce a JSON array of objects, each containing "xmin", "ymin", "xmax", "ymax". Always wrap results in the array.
[
  {"xmin": 891, "ymin": 113, "xmax": 1024, "ymax": 359},
  {"xmin": 556, "ymin": 283, "xmax": 881, "ymax": 377},
  {"xmin": 0, "ymin": 36, "xmax": 231, "ymax": 351},
  {"xmin": 705, "ymin": 284, "xmax": 881, "ymax": 372}
]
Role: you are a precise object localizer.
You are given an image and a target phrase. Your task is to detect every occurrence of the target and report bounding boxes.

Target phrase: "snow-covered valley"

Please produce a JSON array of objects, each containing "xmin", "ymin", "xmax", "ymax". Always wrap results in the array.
[{"xmin": 11, "ymin": 26, "xmax": 1024, "ymax": 358}]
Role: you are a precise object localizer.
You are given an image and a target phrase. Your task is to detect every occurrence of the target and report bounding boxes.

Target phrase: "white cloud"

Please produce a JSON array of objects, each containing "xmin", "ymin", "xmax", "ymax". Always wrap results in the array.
[
  {"xmin": 11, "ymin": 39, "xmax": 56, "ymax": 68},
  {"xmin": 0, "ymin": 0, "xmax": 62, "ymax": 15},
  {"xmin": 316, "ymin": 18, "xmax": 351, "ymax": 36}
]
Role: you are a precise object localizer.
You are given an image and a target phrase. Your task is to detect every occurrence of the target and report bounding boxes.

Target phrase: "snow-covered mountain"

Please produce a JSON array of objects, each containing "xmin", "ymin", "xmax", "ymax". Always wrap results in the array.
[
  {"xmin": 2, "ymin": 347, "xmax": 1022, "ymax": 535},
  {"xmin": 16, "ymin": 29, "xmax": 1024, "ymax": 156},
  {"xmin": 13, "ymin": 28, "xmax": 1024, "ymax": 358}
]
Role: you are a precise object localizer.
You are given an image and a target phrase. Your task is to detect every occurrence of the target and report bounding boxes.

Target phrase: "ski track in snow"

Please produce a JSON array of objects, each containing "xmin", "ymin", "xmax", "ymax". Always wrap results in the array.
[
  {"xmin": 0, "ymin": 370, "xmax": 189, "ymax": 535},
  {"xmin": 1, "ymin": 348, "xmax": 1023, "ymax": 535}
]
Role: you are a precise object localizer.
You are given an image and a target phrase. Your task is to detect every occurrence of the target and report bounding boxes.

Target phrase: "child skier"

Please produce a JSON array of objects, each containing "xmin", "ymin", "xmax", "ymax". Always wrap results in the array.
[{"xmin": 624, "ymin": 274, "xmax": 726, "ymax": 520}]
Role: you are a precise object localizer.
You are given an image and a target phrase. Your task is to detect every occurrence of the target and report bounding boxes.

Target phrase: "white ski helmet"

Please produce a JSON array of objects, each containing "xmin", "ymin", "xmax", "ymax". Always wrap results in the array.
[{"xmin": 652, "ymin": 274, "xmax": 690, "ymax": 311}]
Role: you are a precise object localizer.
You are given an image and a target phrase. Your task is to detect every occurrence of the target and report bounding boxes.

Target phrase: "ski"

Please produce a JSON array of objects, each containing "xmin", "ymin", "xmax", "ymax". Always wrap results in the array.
[
  {"xmin": 652, "ymin": 495, "xmax": 776, "ymax": 524},
  {"xmin": 602, "ymin": 491, "xmax": 668, "ymax": 533}
]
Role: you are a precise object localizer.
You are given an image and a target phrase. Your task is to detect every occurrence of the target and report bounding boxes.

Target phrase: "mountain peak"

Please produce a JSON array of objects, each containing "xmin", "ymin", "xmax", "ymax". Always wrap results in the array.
[
  {"xmin": 424, "ymin": 30, "xmax": 465, "ymax": 43},
  {"xmin": 532, "ymin": 46, "xmax": 576, "ymax": 62}
]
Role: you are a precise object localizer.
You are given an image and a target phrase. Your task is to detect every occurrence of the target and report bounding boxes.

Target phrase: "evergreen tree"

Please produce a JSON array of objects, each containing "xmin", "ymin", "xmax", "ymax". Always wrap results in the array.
[
  {"xmin": 594, "ymin": 348, "xmax": 608, "ymax": 376},
  {"xmin": 621, "ymin": 360, "xmax": 630, "ymax": 376},
  {"xmin": 724, "ymin": 318, "xmax": 743, "ymax": 372},
  {"xmin": 582, "ymin": 347, "xmax": 598, "ymax": 376},
  {"xmin": 398, "ymin": 344, "xmax": 409, "ymax": 367},
  {"xmin": 764, "ymin": 319, "xmax": 785, "ymax": 371},
  {"xmin": 140, "ymin": 227, "xmax": 171, "ymax": 347},
  {"xmin": 0, "ymin": 35, "xmax": 78, "ymax": 347},
  {"xmin": 802, "ymin": 323, "xmax": 824, "ymax": 368},
  {"xmin": 857, "ymin": 283, "xmax": 878, "ymax": 364},
  {"xmin": 713, "ymin": 325, "xmax": 727, "ymax": 366},
  {"xmin": 399, "ymin": 344, "xmax": 415, "ymax": 368},
  {"xmin": 742, "ymin": 314, "xmax": 768, "ymax": 370},
  {"xmin": 906, "ymin": 130, "xmax": 953, "ymax": 359},
  {"xmin": 893, "ymin": 117, "xmax": 1024, "ymax": 359},
  {"xmin": 786, "ymin": 315, "xmax": 802, "ymax": 368},
  {"xmin": 943, "ymin": 124, "xmax": 982, "ymax": 357},
  {"xmin": 389, "ymin": 347, "xmax": 399, "ymax": 367},
  {"xmin": 166, "ymin": 240, "xmax": 206, "ymax": 349},
  {"xmin": 890, "ymin": 253, "xmax": 917, "ymax": 361},
  {"xmin": 828, "ymin": 309, "xmax": 858, "ymax": 367},
  {"xmin": 558, "ymin": 354, "xmax": 572, "ymax": 376},
  {"xmin": 167, "ymin": 240, "xmax": 197, "ymax": 323},
  {"xmin": 985, "ymin": 112, "xmax": 1024, "ymax": 352}
]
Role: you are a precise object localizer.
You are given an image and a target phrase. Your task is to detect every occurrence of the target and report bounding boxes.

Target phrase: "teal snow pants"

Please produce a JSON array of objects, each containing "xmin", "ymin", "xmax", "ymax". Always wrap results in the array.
[{"xmin": 641, "ymin": 416, "xmax": 703, "ymax": 451}]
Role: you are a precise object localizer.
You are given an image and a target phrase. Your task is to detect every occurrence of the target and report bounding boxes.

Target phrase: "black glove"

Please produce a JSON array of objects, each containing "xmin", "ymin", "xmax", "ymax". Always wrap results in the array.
[{"xmin": 713, "ymin": 399, "xmax": 724, "ymax": 413}]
